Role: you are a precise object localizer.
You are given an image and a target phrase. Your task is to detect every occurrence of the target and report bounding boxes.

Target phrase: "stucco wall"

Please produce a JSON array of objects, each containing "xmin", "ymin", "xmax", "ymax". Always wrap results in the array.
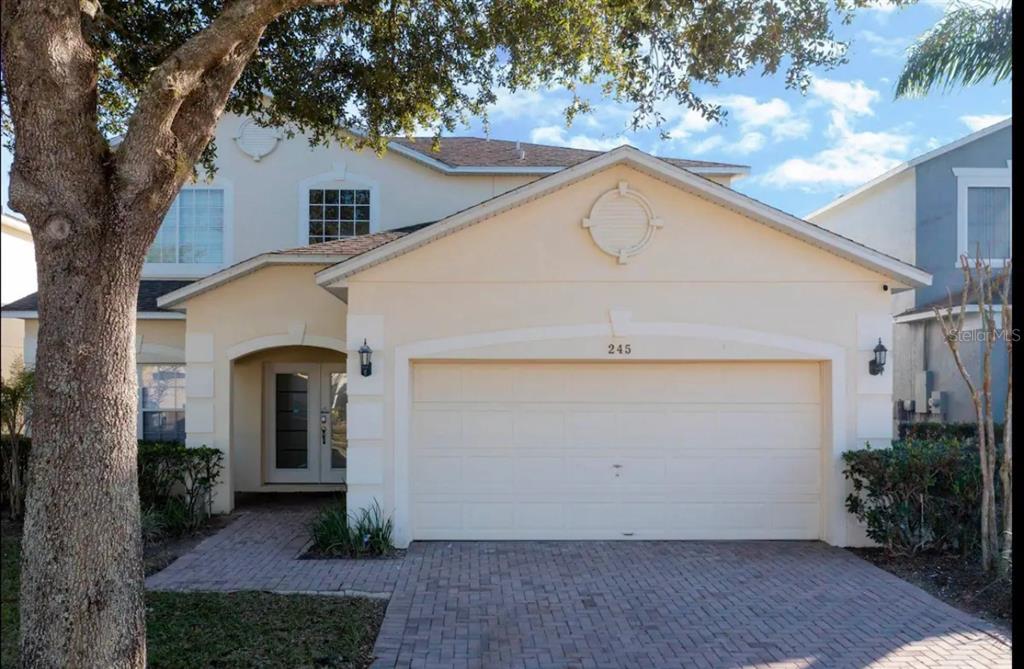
[
  {"xmin": 915, "ymin": 125, "xmax": 1012, "ymax": 307},
  {"xmin": 809, "ymin": 168, "xmax": 917, "ymax": 265},
  {"xmin": 21, "ymin": 318, "xmax": 185, "ymax": 368},
  {"xmin": 1, "ymin": 221, "xmax": 36, "ymax": 305},
  {"xmin": 894, "ymin": 315, "xmax": 1008, "ymax": 424},
  {"xmin": 141, "ymin": 115, "xmax": 741, "ymax": 280},
  {"xmin": 179, "ymin": 264, "xmax": 347, "ymax": 510},
  {"xmin": 1, "ymin": 319, "xmax": 25, "ymax": 379},
  {"xmin": 1, "ymin": 220, "xmax": 37, "ymax": 377},
  {"xmin": 343, "ymin": 163, "xmax": 902, "ymax": 547},
  {"xmin": 142, "ymin": 114, "xmax": 538, "ymax": 279}
]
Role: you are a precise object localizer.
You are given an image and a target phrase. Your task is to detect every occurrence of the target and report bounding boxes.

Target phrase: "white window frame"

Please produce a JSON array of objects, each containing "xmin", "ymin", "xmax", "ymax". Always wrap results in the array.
[
  {"xmin": 144, "ymin": 180, "xmax": 235, "ymax": 278},
  {"xmin": 953, "ymin": 162, "xmax": 1012, "ymax": 267},
  {"xmin": 296, "ymin": 164, "xmax": 381, "ymax": 246},
  {"xmin": 136, "ymin": 363, "xmax": 187, "ymax": 442}
]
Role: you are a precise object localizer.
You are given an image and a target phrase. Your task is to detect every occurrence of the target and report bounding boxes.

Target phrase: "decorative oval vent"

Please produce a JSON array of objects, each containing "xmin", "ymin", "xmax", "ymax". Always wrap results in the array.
[
  {"xmin": 233, "ymin": 119, "xmax": 281, "ymax": 162},
  {"xmin": 582, "ymin": 181, "xmax": 662, "ymax": 264}
]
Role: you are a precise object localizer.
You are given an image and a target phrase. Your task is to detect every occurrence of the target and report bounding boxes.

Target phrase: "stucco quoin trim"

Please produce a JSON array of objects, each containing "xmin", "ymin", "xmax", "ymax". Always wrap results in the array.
[
  {"xmin": 317, "ymin": 146, "xmax": 932, "ymax": 289},
  {"xmin": 387, "ymin": 320, "xmax": 849, "ymax": 549}
]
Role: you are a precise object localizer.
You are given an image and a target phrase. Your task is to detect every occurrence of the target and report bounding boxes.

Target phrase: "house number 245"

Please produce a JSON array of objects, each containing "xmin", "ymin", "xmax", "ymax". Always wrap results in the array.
[{"xmin": 607, "ymin": 343, "xmax": 632, "ymax": 355}]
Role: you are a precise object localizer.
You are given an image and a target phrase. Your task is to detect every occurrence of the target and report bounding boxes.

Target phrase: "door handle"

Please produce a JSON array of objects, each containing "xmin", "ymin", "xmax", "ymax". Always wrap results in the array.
[{"xmin": 320, "ymin": 413, "xmax": 328, "ymax": 445}]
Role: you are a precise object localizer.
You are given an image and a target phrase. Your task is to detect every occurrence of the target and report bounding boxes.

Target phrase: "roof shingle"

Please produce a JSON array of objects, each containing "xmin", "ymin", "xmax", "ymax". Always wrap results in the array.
[{"xmin": 389, "ymin": 136, "xmax": 745, "ymax": 171}]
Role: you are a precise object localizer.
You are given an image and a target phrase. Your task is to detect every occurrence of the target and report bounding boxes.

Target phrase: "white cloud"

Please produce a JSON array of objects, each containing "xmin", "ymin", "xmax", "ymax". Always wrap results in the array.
[
  {"xmin": 528, "ymin": 125, "xmax": 630, "ymax": 151},
  {"xmin": 809, "ymin": 78, "xmax": 880, "ymax": 117},
  {"xmin": 864, "ymin": 0, "xmax": 1007, "ymax": 13},
  {"xmin": 727, "ymin": 132, "xmax": 767, "ymax": 155},
  {"xmin": 485, "ymin": 87, "xmax": 573, "ymax": 123},
  {"xmin": 710, "ymin": 95, "xmax": 810, "ymax": 141},
  {"xmin": 861, "ymin": 0, "xmax": 899, "ymax": 13},
  {"xmin": 689, "ymin": 136, "xmax": 725, "ymax": 155},
  {"xmin": 666, "ymin": 109, "xmax": 714, "ymax": 140},
  {"xmin": 773, "ymin": 117, "xmax": 813, "ymax": 141},
  {"xmin": 960, "ymin": 114, "xmax": 1011, "ymax": 132},
  {"xmin": 856, "ymin": 30, "xmax": 909, "ymax": 58},
  {"xmin": 761, "ymin": 112, "xmax": 912, "ymax": 189},
  {"xmin": 529, "ymin": 125, "xmax": 566, "ymax": 145}
]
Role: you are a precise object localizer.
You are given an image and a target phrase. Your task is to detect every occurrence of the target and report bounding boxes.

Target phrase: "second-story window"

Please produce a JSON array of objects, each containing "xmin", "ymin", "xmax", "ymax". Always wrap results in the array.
[
  {"xmin": 966, "ymin": 186, "xmax": 1011, "ymax": 260},
  {"xmin": 955, "ymin": 165, "xmax": 1012, "ymax": 266},
  {"xmin": 308, "ymin": 188, "xmax": 371, "ymax": 243},
  {"xmin": 147, "ymin": 188, "xmax": 225, "ymax": 264}
]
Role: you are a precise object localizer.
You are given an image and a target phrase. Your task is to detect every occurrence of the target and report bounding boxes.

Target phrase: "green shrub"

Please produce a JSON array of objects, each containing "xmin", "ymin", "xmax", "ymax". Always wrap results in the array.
[
  {"xmin": 2, "ymin": 438, "xmax": 222, "ymax": 537},
  {"xmin": 897, "ymin": 421, "xmax": 1004, "ymax": 444},
  {"xmin": 843, "ymin": 438, "xmax": 993, "ymax": 555},
  {"xmin": 0, "ymin": 437, "xmax": 30, "ymax": 519},
  {"xmin": 0, "ymin": 363, "xmax": 33, "ymax": 518},
  {"xmin": 137, "ymin": 441, "xmax": 223, "ymax": 537},
  {"xmin": 310, "ymin": 499, "xmax": 394, "ymax": 557}
]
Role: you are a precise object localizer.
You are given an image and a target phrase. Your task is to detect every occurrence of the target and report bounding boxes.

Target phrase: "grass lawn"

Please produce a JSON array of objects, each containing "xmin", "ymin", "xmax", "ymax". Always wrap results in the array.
[{"xmin": 1, "ymin": 525, "xmax": 386, "ymax": 668}]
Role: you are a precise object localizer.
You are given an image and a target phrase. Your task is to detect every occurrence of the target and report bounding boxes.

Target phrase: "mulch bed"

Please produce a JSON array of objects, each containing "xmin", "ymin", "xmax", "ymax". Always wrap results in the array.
[{"xmin": 849, "ymin": 548, "xmax": 1013, "ymax": 629}]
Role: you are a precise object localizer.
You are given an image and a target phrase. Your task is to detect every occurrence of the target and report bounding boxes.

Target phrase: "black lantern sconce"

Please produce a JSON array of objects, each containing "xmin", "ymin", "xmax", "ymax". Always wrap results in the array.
[
  {"xmin": 869, "ymin": 338, "xmax": 887, "ymax": 376},
  {"xmin": 358, "ymin": 339, "xmax": 373, "ymax": 377}
]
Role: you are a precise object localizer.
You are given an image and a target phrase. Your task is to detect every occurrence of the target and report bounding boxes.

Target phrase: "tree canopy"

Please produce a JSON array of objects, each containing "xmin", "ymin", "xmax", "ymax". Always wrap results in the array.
[
  {"xmin": 895, "ymin": 1, "xmax": 1012, "ymax": 98},
  {"xmin": 6, "ymin": 0, "xmax": 907, "ymax": 169}
]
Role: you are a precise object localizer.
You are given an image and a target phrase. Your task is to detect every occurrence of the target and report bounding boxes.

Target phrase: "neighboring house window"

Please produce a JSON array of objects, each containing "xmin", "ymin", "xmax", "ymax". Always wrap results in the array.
[
  {"xmin": 308, "ymin": 188, "xmax": 371, "ymax": 243},
  {"xmin": 147, "ymin": 188, "xmax": 225, "ymax": 264},
  {"xmin": 140, "ymin": 364, "xmax": 186, "ymax": 442},
  {"xmin": 955, "ymin": 165, "xmax": 1012, "ymax": 265}
]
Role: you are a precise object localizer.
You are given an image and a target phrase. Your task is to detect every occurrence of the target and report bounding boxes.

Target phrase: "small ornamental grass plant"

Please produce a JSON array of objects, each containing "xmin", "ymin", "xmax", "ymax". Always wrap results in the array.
[{"xmin": 310, "ymin": 499, "xmax": 395, "ymax": 558}]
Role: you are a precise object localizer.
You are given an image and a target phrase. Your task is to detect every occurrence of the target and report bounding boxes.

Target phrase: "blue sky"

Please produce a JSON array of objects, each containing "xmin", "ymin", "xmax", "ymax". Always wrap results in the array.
[{"xmin": 1, "ymin": 0, "xmax": 1011, "ymax": 218}]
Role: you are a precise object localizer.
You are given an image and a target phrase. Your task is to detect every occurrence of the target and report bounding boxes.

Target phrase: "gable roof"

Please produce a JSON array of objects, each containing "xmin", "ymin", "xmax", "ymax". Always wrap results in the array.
[
  {"xmin": 316, "ymin": 145, "xmax": 931, "ymax": 290},
  {"xmin": 808, "ymin": 117, "xmax": 1012, "ymax": 220},
  {"xmin": 157, "ymin": 223, "xmax": 435, "ymax": 308},
  {"xmin": 387, "ymin": 136, "xmax": 748, "ymax": 175}
]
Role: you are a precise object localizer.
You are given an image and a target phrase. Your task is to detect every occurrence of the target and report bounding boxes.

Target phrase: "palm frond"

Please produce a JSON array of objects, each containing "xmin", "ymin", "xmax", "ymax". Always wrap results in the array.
[{"xmin": 895, "ymin": 2, "xmax": 1012, "ymax": 98}]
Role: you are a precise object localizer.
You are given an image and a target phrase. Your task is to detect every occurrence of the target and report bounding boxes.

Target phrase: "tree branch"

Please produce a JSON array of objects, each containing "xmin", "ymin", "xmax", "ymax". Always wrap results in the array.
[{"xmin": 114, "ymin": 0, "xmax": 345, "ymax": 237}]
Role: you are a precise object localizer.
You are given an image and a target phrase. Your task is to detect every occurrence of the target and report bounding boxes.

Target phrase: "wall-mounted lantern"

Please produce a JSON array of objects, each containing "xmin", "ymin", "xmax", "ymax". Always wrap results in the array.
[
  {"xmin": 358, "ymin": 339, "xmax": 373, "ymax": 377},
  {"xmin": 869, "ymin": 338, "xmax": 887, "ymax": 376}
]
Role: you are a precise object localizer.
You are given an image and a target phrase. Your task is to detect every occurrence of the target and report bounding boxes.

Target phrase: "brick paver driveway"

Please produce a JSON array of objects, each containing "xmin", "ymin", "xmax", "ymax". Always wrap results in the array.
[{"xmin": 373, "ymin": 541, "xmax": 1011, "ymax": 669}]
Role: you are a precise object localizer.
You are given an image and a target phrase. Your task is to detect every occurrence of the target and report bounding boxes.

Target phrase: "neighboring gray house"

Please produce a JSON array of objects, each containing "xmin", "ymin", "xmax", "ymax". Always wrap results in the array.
[{"xmin": 810, "ymin": 118, "xmax": 1011, "ymax": 425}]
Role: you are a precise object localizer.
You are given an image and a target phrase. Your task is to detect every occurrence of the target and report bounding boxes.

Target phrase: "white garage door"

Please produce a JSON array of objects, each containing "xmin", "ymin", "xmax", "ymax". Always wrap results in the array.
[{"xmin": 411, "ymin": 361, "xmax": 822, "ymax": 540}]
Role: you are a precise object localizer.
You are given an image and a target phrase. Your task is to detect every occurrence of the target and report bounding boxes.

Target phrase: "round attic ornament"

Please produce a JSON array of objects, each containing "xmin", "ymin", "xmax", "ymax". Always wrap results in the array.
[
  {"xmin": 233, "ymin": 119, "xmax": 281, "ymax": 162},
  {"xmin": 582, "ymin": 181, "xmax": 662, "ymax": 264}
]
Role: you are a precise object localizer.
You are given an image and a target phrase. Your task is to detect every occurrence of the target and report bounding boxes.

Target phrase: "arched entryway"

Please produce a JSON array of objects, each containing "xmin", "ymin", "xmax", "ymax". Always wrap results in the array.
[{"xmin": 231, "ymin": 345, "xmax": 347, "ymax": 493}]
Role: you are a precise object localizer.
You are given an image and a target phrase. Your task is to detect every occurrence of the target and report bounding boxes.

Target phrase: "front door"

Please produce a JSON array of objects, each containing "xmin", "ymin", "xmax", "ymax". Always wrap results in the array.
[{"xmin": 265, "ymin": 362, "xmax": 347, "ymax": 483}]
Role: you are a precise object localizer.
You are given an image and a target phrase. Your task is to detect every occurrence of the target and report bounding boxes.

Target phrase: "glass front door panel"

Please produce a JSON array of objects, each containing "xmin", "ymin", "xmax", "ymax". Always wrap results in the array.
[
  {"xmin": 275, "ymin": 372, "xmax": 309, "ymax": 469},
  {"xmin": 328, "ymin": 372, "xmax": 347, "ymax": 469}
]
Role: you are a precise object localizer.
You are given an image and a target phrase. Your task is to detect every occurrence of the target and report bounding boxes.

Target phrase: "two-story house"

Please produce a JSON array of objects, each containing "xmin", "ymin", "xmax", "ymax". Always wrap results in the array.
[
  {"xmin": 809, "ymin": 118, "xmax": 1011, "ymax": 426},
  {"xmin": 2, "ymin": 113, "xmax": 931, "ymax": 548}
]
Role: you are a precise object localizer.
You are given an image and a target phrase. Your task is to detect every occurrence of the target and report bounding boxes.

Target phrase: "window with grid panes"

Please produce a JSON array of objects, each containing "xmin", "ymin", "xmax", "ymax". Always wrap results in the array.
[
  {"xmin": 308, "ymin": 188, "xmax": 371, "ymax": 243},
  {"xmin": 146, "ymin": 188, "xmax": 224, "ymax": 264}
]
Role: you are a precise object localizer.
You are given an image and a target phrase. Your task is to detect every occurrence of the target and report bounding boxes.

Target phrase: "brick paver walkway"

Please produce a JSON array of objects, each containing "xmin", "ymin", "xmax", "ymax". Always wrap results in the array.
[
  {"xmin": 145, "ymin": 501, "xmax": 402, "ymax": 596},
  {"xmin": 145, "ymin": 506, "xmax": 1011, "ymax": 668},
  {"xmin": 373, "ymin": 541, "xmax": 1012, "ymax": 669}
]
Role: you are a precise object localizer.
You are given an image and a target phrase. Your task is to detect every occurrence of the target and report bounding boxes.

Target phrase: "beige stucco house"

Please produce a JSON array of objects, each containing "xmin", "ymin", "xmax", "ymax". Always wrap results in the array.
[
  {"xmin": 2, "ymin": 114, "xmax": 931, "ymax": 548},
  {"xmin": 1, "ymin": 212, "xmax": 37, "ymax": 379}
]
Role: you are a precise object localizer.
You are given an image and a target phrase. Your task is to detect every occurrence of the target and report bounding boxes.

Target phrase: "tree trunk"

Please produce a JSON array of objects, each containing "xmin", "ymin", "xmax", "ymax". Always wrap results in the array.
[{"xmin": 18, "ymin": 225, "xmax": 147, "ymax": 669}]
